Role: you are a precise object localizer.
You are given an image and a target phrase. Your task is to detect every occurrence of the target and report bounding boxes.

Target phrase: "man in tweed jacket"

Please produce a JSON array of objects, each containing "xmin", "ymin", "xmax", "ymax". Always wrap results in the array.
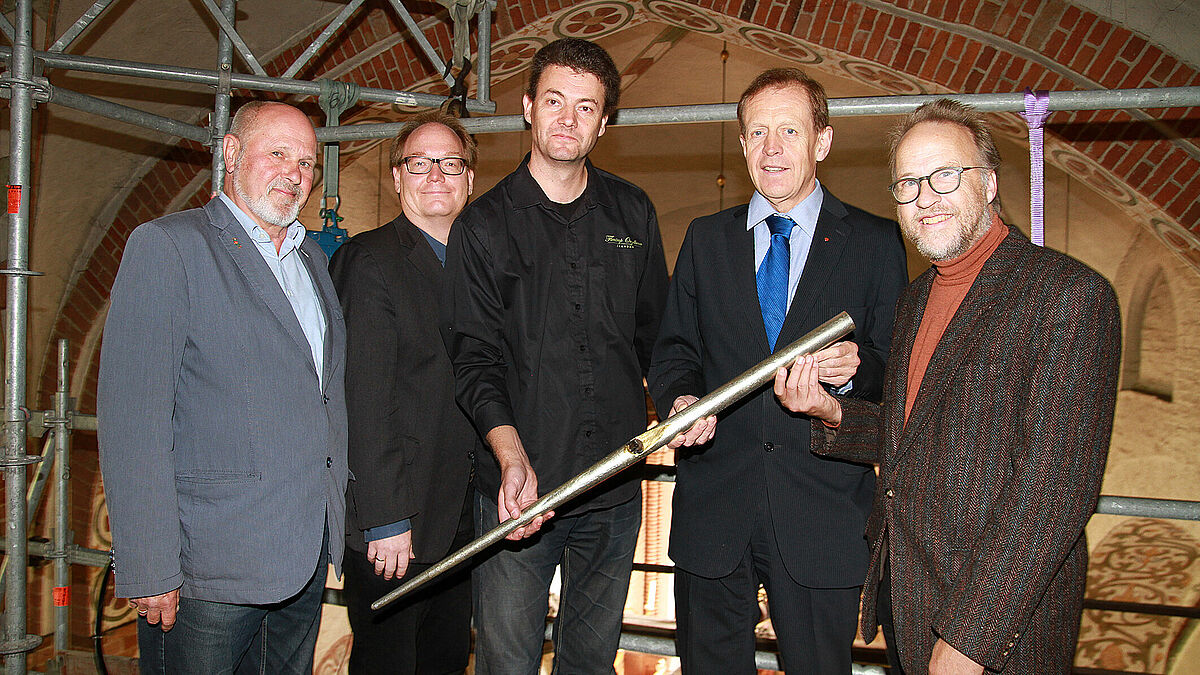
[{"xmin": 775, "ymin": 99, "xmax": 1120, "ymax": 673}]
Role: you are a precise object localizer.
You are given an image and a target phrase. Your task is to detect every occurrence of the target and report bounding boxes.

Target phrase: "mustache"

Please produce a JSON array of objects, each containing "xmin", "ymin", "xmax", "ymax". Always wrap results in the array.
[{"xmin": 269, "ymin": 179, "xmax": 300, "ymax": 198}]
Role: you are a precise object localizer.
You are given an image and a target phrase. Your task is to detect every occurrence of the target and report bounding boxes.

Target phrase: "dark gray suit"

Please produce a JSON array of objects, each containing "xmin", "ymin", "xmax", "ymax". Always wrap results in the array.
[{"xmin": 98, "ymin": 197, "xmax": 347, "ymax": 605}]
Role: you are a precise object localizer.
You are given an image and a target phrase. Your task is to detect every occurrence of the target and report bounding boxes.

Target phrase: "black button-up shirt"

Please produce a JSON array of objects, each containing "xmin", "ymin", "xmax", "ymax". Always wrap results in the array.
[{"xmin": 443, "ymin": 155, "xmax": 669, "ymax": 512}]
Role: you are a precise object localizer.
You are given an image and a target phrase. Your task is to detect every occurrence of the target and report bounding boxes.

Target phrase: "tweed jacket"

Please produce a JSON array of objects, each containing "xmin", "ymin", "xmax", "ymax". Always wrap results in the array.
[{"xmin": 814, "ymin": 225, "xmax": 1120, "ymax": 672}]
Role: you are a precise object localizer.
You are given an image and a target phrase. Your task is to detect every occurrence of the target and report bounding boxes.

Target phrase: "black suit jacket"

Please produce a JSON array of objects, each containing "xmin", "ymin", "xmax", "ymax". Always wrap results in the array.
[
  {"xmin": 330, "ymin": 215, "xmax": 477, "ymax": 561},
  {"xmin": 648, "ymin": 188, "xmax": 907, "ymax": 586}
]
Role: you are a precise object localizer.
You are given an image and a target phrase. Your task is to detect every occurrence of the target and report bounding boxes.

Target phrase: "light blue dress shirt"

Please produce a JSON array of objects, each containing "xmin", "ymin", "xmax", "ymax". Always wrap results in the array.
[
  {"xmin": 746, "ymin": 180, "xmax": 825, "ymax": 310},
  {"xmin": 218, "ymin": 193, "xmax": 327, "ymax": 388},
  {"xmin": 745, "ymin": 182, "xmax": 852, "ymax": 394}
]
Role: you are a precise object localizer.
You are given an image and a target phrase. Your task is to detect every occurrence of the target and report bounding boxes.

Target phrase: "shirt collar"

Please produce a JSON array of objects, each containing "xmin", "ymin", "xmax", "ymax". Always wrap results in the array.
[
  {"xmin": 745, "ymin": 179, "xmax": 824, "ymax": 236},
  {"xmin": 218, "ymin": 192, "xmax": 306, "ymax": 256},
  {"xmin": 509, "ymin": 153, "xmax": 612, "ymax": 212}
]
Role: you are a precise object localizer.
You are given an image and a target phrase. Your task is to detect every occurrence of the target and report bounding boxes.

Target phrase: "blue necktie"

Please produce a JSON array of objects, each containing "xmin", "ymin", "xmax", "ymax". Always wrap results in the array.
[{"xmin": 757, "ymin": 214, "xmax": 793, "ymax": 352}]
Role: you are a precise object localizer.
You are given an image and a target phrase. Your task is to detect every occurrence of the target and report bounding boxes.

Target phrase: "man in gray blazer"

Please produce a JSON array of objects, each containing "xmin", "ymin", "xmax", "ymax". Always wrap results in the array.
[{"xmin": 98, "ymin": 101, "xmax": 347, "ymax": 674}]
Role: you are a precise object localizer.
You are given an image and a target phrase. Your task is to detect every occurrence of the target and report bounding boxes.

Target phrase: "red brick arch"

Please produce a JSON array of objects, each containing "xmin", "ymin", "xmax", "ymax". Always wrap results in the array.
[{"xmin": 31, "ymin": 0, "xmax": 1198, "ymax": 644}]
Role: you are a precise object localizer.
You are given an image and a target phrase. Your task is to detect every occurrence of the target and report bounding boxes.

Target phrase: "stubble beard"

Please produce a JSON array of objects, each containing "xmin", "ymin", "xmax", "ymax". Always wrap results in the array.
[
  {"xmin": 904, "ymin": 185, "xmax": 993, "ymax": 262},
  {"xmin": 231, "ymin": 152, "xmax": 304, "ymax": 228}
]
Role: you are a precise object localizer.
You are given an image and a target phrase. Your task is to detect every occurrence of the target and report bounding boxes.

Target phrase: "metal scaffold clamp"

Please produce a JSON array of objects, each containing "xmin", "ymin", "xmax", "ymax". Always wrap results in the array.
[
  {"xmin": 308, "ymin": 80, "xmax": 360, "ymax": 258},
  {"xmin": 0, "ymin": 70, "xmax": 50, "ymax": 103}
]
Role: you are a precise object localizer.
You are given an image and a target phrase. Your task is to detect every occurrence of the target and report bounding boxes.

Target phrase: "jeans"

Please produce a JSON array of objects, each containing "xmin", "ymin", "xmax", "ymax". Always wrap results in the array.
[
  {"xmin": 137, "ymin": 531, "xmax": 327, "ymax": 675},
  {"xmin": 472, "ymin": 489, "xmax": 641, "ymax": 675}
]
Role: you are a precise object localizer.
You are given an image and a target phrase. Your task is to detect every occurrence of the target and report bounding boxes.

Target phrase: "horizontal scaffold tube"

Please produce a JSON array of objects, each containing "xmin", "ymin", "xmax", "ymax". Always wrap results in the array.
[
  {"xmin": 319, "ymin": 86, "xmax": 1200, "ymax": 141},
  {"xmin": 0, "ymin": 45, "xmax": 497, "ymax": 114}
]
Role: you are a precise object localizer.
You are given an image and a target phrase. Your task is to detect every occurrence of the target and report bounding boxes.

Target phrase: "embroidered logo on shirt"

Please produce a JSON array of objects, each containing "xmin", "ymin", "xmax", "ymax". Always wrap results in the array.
[{"xmin": 604, "ymin": 235, "xmax": 643, "ymax": 249}]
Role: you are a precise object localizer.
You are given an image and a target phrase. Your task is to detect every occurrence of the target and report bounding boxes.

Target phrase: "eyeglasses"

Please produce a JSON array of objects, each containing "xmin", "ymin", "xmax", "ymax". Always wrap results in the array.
[
  {"xmin": 888, "ymin": 166, "xmax": 988, "ymax": 204},
  {"xmin": 400, "ymin": 156, "xmax": 468, "ymax": 175}
]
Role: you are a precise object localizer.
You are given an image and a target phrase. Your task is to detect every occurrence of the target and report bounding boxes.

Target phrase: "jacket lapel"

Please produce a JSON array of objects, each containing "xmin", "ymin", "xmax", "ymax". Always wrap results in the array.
[
  {"xmin": 205, "ymin": 199, "xmax": 319, "ymax": 380},
  {"xmin": 721, "ymin": 205, "xmax": 768, "ymax": 356},
  {"xmin": 897, "ymin": 227, "xmax": 1027, "ymax": 457},
  {"xmin": 391, "ymin": 215, "xmax": 445, "ymax": 281},
  {"xmin": 298, "ymin": 235, "xmax": 341, "ymax": 390}
]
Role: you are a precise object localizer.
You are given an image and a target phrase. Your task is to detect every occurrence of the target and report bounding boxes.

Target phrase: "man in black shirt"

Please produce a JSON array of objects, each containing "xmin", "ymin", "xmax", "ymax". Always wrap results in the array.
[{"xmin": 442, "ymin": 38, "xmax": 668, "ymax": 674}]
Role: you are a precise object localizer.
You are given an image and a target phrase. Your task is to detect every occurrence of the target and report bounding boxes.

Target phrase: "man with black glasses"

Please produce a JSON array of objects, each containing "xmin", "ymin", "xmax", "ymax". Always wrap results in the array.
[
  {"xmin": 777, "ymin": 99, "xmax": 1120, "ymax": 674},
  {"xmin": 331, "ymin": 110, "xmax": 479, "ymax": 674}
]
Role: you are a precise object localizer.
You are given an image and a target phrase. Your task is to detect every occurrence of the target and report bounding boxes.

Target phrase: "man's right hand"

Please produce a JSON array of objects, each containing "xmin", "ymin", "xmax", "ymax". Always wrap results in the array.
[
  {"xmin": 129, "ymin": 588, "xmax": 180, "ymax": 632},
  {"xmin": 487, "ymin": 425, "xmax": 553, "ymax": 540},
  {"xmin": 368, "ymin": 530, "xmax": 415, "ymax": 580},
  {"xmin": 665, "ymin": 395, "xmax": 717, "ymax": 449}
]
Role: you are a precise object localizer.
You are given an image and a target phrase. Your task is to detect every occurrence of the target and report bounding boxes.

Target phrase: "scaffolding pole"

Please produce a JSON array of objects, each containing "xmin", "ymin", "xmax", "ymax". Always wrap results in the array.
[
  {"xmin": 0, "ymin": 46, "xmax": 498, "ymax": 113},
  {"xmin": 44, "ymin": 86, "xmax": 209, "ymax": 143},
  {"xmin": 1, "ymin": 0, "xmax": 41, "ymax": 669},
  {"xmin": 211, "ymin": 0, "xmax": 236, "ymax": 193},
  {"xmin": 50, "ymin": 340, "xmax": 72, "ymax": 665},
  {"xmin": 315, "ymin": 85, "xmax": 1200, "ymax": 140}
]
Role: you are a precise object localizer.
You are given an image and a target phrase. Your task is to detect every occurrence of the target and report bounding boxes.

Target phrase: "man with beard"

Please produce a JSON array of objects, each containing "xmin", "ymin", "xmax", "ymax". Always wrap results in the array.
[
  {"xmin": 442, "ymin": 38, "xmax": 668, "ymax": 673},
  {"xmin": 99, "ymin": 101, "xmax": 347, "ymax": 674},
  {"xmin": 775, "ymin": 99, "xmax": 1120, "ymax": 674},
  {"xmin": 330, "ymin": 110, "xmax": 478, "ymax": 674}
]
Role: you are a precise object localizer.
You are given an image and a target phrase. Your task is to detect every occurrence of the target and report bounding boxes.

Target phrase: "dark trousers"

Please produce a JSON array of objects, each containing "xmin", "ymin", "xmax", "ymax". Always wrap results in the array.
[
  {"xmin": 137, "ymin": 529, "xmax": 328, "ymax": 675},
  {"xmin": 674, "ymin": 495, "xmax": 860, "ymax": 675},
  {"xmin": 343, "ymin": 495, "xmax": 474, "ymax": 675},
  {"xmin": 878, "ymin": 555, "xmax": 904, "ymax": 675}
]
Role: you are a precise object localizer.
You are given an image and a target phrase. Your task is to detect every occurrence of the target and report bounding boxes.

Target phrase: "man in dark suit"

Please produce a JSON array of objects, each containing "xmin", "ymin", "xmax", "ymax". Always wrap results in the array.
[
  {"xmin": 778, "ymin": 99, "xmax": 1120, "ymax": 674},
  {"xmin": 98, "ymin": 101, "xmax": 347, "ymax": 673},
  {"xmin": 329, "ymin": 110, "xmax": 478, "ymax": 674},
  {"xmin": 648, "ymin": 68, "xmax": 908, "ymax": 673}
]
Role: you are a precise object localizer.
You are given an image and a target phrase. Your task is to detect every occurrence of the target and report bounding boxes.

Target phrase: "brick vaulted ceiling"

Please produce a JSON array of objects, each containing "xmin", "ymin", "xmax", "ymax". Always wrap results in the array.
[{"xmin": 36, "ymin": 0, "xmax": 1200, "ymax": 409}]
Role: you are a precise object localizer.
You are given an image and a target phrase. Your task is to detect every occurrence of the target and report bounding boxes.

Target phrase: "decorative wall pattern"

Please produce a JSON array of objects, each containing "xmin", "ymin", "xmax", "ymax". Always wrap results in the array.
[{"xmin": 1076, "ymin": 518, "xmax": 1200, "ymax": 672}]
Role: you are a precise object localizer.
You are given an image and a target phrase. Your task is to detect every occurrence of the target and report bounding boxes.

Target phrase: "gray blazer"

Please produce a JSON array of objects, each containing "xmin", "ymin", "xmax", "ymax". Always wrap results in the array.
[{"xmin": 98, "ymin": 197, "xmax": 347, "ymax": 604}]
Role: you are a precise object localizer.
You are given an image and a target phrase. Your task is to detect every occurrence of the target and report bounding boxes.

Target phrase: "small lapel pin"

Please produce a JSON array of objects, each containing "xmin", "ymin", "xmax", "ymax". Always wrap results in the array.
[
  {"xmin": 823, "ymin": 237, "xmax": 830, "ymax": 242},
  {"xmin": 232, "ymin": 236, "xmax": 241, "ymax": 248}
]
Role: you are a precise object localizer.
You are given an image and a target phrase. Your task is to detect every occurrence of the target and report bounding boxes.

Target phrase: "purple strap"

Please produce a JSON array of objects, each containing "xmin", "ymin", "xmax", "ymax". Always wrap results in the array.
[{"xmin": 1021, "ymin": 88, "xmax": 1050, "ymax": 247}]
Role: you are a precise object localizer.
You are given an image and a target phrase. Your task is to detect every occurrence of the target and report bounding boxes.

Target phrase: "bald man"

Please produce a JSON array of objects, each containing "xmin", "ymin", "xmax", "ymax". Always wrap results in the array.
[{"xmin": 99, "ymin": 101, "xmax": 347, "ymax": 674}]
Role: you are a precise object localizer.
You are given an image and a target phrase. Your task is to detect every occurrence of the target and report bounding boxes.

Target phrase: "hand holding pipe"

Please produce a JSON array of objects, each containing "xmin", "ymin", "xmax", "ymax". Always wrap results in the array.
[{"xmin": 372, "ymin": 311, "xmax": 855, "ymax": 610}]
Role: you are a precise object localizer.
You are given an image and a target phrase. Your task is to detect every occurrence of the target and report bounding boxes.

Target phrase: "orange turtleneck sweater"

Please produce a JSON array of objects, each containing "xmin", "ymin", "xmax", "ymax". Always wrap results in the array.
[{"xmin": 903, "ymin": 215, "xmax": 1007, "ymax": 423}]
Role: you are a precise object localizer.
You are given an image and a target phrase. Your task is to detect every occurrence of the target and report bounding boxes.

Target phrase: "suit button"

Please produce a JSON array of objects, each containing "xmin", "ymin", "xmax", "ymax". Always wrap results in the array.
[
  {"xmin": 763, "ymin": 442, "xmax": 774, "ymax": 452},
  {"xmin": 326, "ymin": 457, "xmax": 332, "ymax": 468},
  {"xmin": 886, "ymin": 488, "xmax": 895, "ymax": 498}
]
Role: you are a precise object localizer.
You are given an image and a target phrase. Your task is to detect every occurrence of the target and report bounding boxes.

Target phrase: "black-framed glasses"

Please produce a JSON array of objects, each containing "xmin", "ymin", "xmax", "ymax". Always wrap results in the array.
[
  {"xmin": 888, "ymin": 166, "xmax": 988, "ymax": 204},
  {"xmin": 400, "ymin": 156, "xmax": 468, "ymax": 175}
]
